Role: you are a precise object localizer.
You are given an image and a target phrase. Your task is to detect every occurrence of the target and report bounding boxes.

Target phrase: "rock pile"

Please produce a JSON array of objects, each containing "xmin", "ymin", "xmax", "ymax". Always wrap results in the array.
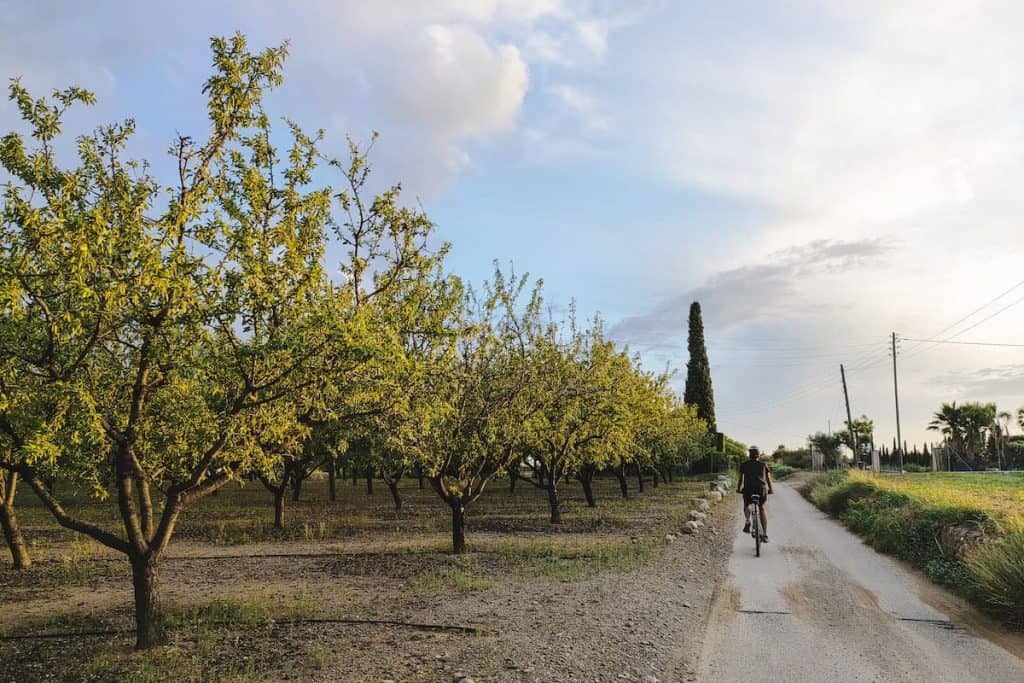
[{"xmin": 682, "ymin": 474, "xmax": 731, "ymax": 535}]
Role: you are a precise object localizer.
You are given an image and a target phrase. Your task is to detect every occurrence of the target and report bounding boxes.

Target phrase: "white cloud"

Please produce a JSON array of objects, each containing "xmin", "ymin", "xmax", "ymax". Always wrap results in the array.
[
  {"xmin": 548, "ymin": 83, "xmax": 610, "ymax": 130},
  {"xmin": 379, "ymin": 24, "xmax": 528, "ymax": 140}
]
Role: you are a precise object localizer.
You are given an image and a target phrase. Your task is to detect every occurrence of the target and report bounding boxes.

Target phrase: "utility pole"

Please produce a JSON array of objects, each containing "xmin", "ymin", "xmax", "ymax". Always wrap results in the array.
[
  {"xmin": 891, "ymin": 332, "xmax": 904, "ymax": 472},
  {"xmin": 840, "ymin": 364, "xmax": 857, "ymax": 469}
]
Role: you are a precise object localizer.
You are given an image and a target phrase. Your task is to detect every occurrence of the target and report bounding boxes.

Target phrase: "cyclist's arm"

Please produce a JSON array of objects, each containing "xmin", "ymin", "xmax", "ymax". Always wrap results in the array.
[
  {"xmin": 736, "ymin": 470, "xmax": 744, "ymax": 493},
  {"xmin": 766, "ymin": 467, "xmax": 774, "ymax": 494}
]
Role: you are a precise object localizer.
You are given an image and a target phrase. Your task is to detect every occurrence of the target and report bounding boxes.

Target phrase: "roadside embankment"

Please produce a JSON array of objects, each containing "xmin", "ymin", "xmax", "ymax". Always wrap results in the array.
[{"xmin": 803, "ymin": 470, "xmax": 1024, "ymax": 628}]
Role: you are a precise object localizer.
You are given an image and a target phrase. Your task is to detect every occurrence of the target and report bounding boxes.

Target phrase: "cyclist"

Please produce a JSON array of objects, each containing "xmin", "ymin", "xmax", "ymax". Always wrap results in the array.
[{"xmin": 737, "ymin": 445, "xmax": 773, "ymax": 542}]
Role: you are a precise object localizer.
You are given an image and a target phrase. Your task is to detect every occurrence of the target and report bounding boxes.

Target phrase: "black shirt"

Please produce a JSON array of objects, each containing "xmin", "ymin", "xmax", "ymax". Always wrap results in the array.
[{"xmin": 739, "ymin": 460, "xmax": 768, "ymax": 493}]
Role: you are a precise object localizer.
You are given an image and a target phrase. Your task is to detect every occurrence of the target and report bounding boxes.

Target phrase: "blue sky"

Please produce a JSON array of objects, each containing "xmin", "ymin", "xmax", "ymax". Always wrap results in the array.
[{"xmin": 3, "ymin": 1, "xmax": 1023, "ymax": 449}]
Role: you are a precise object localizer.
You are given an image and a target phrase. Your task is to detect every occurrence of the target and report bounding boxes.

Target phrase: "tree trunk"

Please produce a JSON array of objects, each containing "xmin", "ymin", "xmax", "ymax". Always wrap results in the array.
[
  {"xmin": 386, "ymin": 479, "xmax": 402, "ymax": 511},
  {"xmin": 651, "ymin": 467, "xmax": 659, "ymax": 488},
  {"xmin": 0, "ymin": 500, "xmax": 31, "ymax": 569},
  {"xmin": 451, "ymin": 503, "xmax": 467, "ymax": 554},
  {"xmin": 509, "ymin": 470, "xmax": 517, "ymax": 493},
  {"xmin": 580, "ymin": 475, "xmax": 596, "ymax": 508},
  {"xmin": 365, "ymin": 468, "xmax": 374, "ymax": 495},
  {"xmin": 351, "ymin": 468, "xmax": 357, "ymax": 486},
  {"xmin": 131, "ymin": 557, "xmax": 166, "ymax": 649},
  {"xmin": 327, "ymin": 456, "xmax": 337, "ymax": 502},
  {"xmin": 614, "ymin": 466, "xmax": 628, "ymax": 498},
  {"xmin": 290, "ymin": 472, "xmax": 303, "ymax": 502},
  {"xmin": 273, "ymin": 490, "xmax": 285, "ymax": 529},
  {"xmin": 636, "ymin": 464, "xmax": 645, "ymax": 493},
  {"xmin": 416, "ymin": 466, "xmax": 424, "ymax": 489},
  {"xmin": 547, "ymin": 481, "xmax": 562, "ymax": 524}
]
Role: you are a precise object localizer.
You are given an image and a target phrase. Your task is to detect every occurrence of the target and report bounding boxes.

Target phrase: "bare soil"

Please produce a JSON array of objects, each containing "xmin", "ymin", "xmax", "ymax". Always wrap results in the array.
[{"xmin": 0, "ymin": 475, "xmax": 736, "ymax": 682}]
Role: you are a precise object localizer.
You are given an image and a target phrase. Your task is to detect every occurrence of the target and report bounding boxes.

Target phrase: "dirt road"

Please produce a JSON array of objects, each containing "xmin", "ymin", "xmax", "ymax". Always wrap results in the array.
[{"xmin": 699, "ymin": 482, "xmax": 1024, "ymax": 682}]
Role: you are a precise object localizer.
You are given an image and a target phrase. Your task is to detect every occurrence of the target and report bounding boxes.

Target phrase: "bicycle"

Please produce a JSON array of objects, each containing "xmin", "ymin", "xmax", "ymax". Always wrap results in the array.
[{"xmin": 749, "ymin": 493, "xmax": 762, "ymax": 557}]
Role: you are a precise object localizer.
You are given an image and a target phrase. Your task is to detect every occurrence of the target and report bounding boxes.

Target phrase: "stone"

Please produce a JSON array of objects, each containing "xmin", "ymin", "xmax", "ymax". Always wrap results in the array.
[
  {"xmin": 688, "ymin": 510, "xmax": 707, "ymax": 521},
  {"xmin": 710, "ymin": 490, "xmax": 723, "ymax": 502},
  {"xmin": 693, "ymin": 498, "xmax": 710, "ymax": 512},
  {"xmin": 682, "ymin": 521, "xmax": 699, "ymax": 534},
  {"xmin": 644, "ymin": 676, "xmax": 660, "ymax": 683},
  {"xmin": 666, "ymin": 533, "xmax": 677, "ymax": 542}
]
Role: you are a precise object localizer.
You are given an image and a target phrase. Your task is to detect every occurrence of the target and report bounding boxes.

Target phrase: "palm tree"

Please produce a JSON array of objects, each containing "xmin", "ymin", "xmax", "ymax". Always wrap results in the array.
[
  {"xmin": 929, "ymin": 402, "xmax": 967, "ymax": 465},
  {"xmin": 997, "ymin": 411, "xmax": 1013, "ymax": 469},
  {"xmin": 962, "ymin": 402, "xmax": 997, "ymax": 467}
]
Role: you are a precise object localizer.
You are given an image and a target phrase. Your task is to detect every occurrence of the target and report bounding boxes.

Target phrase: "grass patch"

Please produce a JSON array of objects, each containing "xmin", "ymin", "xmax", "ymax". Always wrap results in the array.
[
  {"xmin": 485, "ymin": 536, "xmax": 656, "ymax": 580},
  {"xmin": 410, "ymin": 559, "xmax": 492, "ymax": 593},
  {"xmin": 166, "ymin": 597, "xmax": 276, "ymax": 631},
  {"xmin": 805, "ymin": 470, "xmax": 1024, "ymax": 627}
]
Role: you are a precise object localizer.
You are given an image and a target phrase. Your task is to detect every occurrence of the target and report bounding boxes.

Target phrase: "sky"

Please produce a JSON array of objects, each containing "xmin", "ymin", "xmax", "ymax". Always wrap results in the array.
[{"xmin": 2, "ymin": 0, "xmax": 1023, "ymax": 450}]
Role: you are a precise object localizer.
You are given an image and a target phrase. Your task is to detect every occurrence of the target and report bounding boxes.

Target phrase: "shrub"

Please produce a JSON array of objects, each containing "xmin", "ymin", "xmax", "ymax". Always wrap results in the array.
[
  {"xmin": 904, "ymin": 464, "xmax": 931, "ymax": 473},
  {"xmin": 771, "ymin": 464, "xmax": 794, "ymax": 480},
  {"xmin": 967, "ymin": 530, "xmax": 1024, "ymax": 628}
]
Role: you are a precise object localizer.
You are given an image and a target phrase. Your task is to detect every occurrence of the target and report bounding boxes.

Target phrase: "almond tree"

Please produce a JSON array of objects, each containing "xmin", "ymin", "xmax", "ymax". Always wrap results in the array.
[
  {"xmin": 523, "ymin": 316, "xmax": 632, "ymax": 523},
  {"xmin": 0, "ymin": 35, "xmax": 341, "ymax": 648},
  {"xmin": 249, "ymin": 135, "xmax": 457, "ymax": 521},
  {"xmin": 404, "ymin": 266, "xmax": 546, "ymax": 553}
]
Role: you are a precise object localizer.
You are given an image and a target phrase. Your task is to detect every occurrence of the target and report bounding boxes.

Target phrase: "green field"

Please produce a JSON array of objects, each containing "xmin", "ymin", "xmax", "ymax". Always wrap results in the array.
[{"xmin": 857, "ymin": 471, "xmax": 1024, "ymax": 529}]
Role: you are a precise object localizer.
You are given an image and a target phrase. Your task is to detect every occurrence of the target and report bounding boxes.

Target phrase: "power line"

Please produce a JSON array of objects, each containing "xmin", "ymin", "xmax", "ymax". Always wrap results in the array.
[
  {"xmin": 907, "ymin": 277, "xmax": 1024, "ymax": 345},
  {"xmin": 903, "ymin": 280, "xmax": 1024, "ymax": 359},
  {"xmin": 899, "ymin": 338, "xmax": 1024, "ymax": 348}
]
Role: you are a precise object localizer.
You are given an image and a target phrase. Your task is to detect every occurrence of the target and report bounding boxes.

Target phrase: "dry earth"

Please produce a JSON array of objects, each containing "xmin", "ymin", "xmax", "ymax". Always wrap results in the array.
[{"xmin": 0, "ymin": 477, "xmax": 736, "ymax": 682}]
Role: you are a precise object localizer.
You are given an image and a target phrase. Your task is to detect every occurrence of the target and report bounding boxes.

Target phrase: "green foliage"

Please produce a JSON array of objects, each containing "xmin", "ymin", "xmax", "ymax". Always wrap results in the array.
[
  {"xmin": 808, "ymin": 432, "xmax": 845, "ymax": 467},
  {"xmin": 522, "ymin": 312, "xmax": 634, "ymax": 491},
  {"xmin": 683, "ymin": 301, "xmax": 716, "ymax": 433},
  {"xmin": 723, "ymin": 436, "xmax": 747, "ymax": 457},
  {"xmin": 774, "ymin": 447, "xmax": 811, "ymax": 468},
  {"xmin": 839, "ymin": 414, "xmax": 874, "ymax": 460},
  {"xmin": 929, "ymin": 401, "xmax": 999, "ymax": 468}
]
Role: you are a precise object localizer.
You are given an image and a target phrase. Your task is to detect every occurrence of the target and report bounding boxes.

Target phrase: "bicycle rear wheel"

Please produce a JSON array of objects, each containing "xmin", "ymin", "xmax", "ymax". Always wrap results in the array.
[{"xmin": 753, "ymin": 504, "xmax": 761, "ymax": 557}]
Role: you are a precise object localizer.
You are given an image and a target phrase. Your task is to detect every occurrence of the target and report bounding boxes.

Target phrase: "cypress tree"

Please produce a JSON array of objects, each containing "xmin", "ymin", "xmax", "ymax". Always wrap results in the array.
[{"xmin": 684, "ymin": 301, "xmax": 716, "ymax": 433}]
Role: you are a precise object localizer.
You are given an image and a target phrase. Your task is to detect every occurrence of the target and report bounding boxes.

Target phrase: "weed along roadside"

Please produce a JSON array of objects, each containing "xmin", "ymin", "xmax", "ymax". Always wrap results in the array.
[{"xmin": 803, "ymin": 470, "xmax": 1024, "ymax": 628}]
